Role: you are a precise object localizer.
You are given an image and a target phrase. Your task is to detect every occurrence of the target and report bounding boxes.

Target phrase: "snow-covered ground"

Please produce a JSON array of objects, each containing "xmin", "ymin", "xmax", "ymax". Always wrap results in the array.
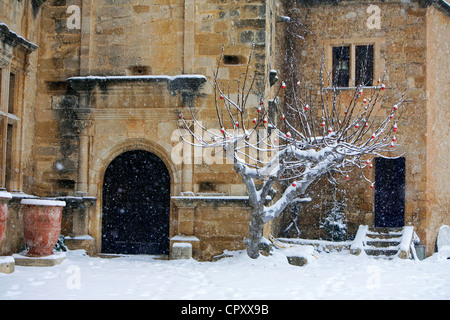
[{"xmin": 0, "ymin": 247, "xmax": 449, "ymax": 300}]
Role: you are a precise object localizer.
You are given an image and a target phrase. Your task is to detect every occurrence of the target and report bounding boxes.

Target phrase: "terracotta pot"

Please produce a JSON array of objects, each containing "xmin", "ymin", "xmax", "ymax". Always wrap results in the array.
[
  {"xmin": 0, "ymin": 191, "xmax": 12, "ymax": 245},
  {"xmin": 21, "ymin": 199, "xmax": 66, "ymax": 257}
]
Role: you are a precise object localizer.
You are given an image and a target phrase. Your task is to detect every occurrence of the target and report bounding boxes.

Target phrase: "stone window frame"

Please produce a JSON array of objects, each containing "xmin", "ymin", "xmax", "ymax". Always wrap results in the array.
[
  {"xmin": 0, "ymin": 64, "xmax": 21, "ymax": 191},
  {"xmin": 321, "ymin": 37, "xmax": 385, "ymax": 90},
  {"xmin": 0, "ymin": 24, "xmax": 37, "ymax": 192}
]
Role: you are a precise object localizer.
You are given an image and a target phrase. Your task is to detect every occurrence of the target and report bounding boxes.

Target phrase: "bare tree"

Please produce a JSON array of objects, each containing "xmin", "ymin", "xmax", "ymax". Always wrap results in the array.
[{"xmin": 178, "ymin": 47, "xmax": 405, "ymax": 259}]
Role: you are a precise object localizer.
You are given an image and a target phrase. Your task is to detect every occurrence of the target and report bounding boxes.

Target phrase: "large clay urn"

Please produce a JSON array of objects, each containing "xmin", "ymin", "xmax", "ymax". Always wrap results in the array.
[
  {"xmin": 0, "ymin": 191, "xmax": 12, "ymax": 245},
  {"xmin": 21, "ymin": 199, "xmax": 66, "ymax": 257}
]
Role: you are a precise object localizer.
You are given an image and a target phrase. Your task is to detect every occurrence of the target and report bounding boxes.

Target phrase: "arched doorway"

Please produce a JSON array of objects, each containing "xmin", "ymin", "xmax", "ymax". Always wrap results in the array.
[{"xmin": 101, "ymin": 150, "xmax": 171, "ymax": 255}]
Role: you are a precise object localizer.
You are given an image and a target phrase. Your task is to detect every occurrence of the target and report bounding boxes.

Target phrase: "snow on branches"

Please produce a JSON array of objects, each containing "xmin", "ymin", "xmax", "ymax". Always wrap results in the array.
[{"xmin": 177, "ymin": 47, "xmax": 405, "ymax": 258}]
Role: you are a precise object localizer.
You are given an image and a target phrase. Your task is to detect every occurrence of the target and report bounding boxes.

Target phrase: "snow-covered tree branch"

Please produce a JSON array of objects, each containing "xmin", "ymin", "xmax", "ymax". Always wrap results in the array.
[{"xmin": 178, "ymin": 47, "xmax": 406, "ymax": 259}]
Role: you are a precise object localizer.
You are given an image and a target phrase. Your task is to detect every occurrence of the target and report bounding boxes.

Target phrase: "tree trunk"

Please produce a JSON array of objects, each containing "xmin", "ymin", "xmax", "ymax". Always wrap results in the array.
[{"xmin": 246, "ymin": 212, "xmax": 265, "ymax": 259}]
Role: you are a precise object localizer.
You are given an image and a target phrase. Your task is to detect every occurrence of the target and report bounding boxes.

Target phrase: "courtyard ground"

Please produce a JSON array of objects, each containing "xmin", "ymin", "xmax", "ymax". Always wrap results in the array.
[{"xmin": 0, "ymin": 246, "xmax": 449, "ymax": 301}]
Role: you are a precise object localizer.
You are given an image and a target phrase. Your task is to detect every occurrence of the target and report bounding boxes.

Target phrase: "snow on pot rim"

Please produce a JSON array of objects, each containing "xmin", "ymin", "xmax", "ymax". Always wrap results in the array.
[{"xmin": 21, "ymin": 199, "xmax": 66, "ymax": 207}]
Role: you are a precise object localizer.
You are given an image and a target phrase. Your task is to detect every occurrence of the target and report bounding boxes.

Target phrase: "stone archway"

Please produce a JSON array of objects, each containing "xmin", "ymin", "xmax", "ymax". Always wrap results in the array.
[{"xmin": 101, "ymin": 150, "xmax": 171, "ymax": 255}]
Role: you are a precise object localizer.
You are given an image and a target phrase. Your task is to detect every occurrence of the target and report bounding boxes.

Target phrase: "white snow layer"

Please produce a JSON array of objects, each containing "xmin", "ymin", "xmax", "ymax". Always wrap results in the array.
[
  {"xmin": 67, "ymin": 75, "xmax": 207, "ymax": 82},
  {"xmin": 437, "ymin": 225, "xmax": 450, "ymax": 260},
  {"xmin": 0, "ymin": 191, "xmax": 12, "ymax": 199},
  {"xmin": 350, "ymin": 225, "xmax": 369, "ymax": 251},
  {"xmin": 399, "ymin": 226, "xmax": 415, "ymax": 252},
  {"xmin": 20, "ymin": 199, "xmax": 66, "ymax": 207},
  {"xmin": 0, "ymin": 248, "xmax": 449, "ymax": 300}
]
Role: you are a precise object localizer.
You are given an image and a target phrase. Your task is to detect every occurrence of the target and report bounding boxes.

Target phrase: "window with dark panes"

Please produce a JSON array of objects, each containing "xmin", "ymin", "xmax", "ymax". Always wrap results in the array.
[
  {"xmin": 8, "ymin": 73, "xmax": 15, "ymax": 114},
  {"xmin": 355, "ymin": 45, "xmax": 374, "ymax": 86},
  {"xmin": 333, "ymin": 46, "xmax": 350, "ymax": 87},
  {"xmin": 4, "ymin": 72, "xmax": 19, "ymax": 190},
  {"xmin": 5, "ymin": 124, "xmax": 12, "ymax": 186}
]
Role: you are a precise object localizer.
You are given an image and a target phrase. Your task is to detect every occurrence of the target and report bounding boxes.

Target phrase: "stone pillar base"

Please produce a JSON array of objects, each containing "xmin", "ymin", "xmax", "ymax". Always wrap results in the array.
[
  {"xmin": 170, "ymin": 235, "xmax": 200, "ymax": 260},
  {"xmin": 65, "ymin": 235, "xmax": 95, "ymax": 256},
  {"xmin": 13, "ymin": 251, "xmax": 66, "ymax": 267},
  {"xmin": 171, "ymin": 243, "xmax": 192, "ymax": 260},
  {"xmin": 0, "ymin": 256, "xmax": 15, "ymax": 274}
]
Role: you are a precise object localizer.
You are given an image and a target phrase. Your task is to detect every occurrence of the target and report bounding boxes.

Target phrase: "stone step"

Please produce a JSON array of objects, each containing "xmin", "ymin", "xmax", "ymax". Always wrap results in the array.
[
  {"xmin": 368, "ymin": 228, "xmax": 402, "ymax": 236},
  {"xmin": 351, "ymin": 226, "xmax": 415, "ymax": 260},
  {"xmin": 366, "ymin": 254, "xmax": 396, "ymax": 260},
  {"xmin": 366, "ymin": 239, "xmax": 401, "ymax": 248},
  {"xmin": 365, "ymin": 227, "xmax": 403, "ymax": 258},
  {"xmin": 364, "ymin": 248, "xmax": 399, "ymax": 257},
  {"xmin": 366, "ymin": 232, "xmax": 402, "ymax": 240},
  {"xmin": 368, "ymin": 227, "xmax": 403, "ymax": 233},
  {"xmin": 366, "ymin": 228, "xmax": 403, "ymax": 244}
]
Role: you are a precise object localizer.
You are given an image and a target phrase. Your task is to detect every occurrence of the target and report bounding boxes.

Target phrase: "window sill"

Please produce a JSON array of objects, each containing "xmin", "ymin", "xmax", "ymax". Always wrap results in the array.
[{"xmin": 323, "ymin": 86, "xmax": 382, "ymax": 91}]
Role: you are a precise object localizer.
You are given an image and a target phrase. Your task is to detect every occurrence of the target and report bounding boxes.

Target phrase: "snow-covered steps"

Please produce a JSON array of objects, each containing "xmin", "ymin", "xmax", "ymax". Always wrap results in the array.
[
  {"xmin": 364, "ymin": 228, "xmax": 403, "ymax": 258},
  {"xmin": 350, "ymin": 225, "xmax": 416, "ymax": 260}
]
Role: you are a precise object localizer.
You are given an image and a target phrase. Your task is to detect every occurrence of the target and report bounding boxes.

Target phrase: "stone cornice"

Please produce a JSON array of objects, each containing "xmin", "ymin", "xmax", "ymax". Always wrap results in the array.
[
  {"xmin": 0, "ymin": 24, "xmax": 38, "ymax": 52},
  {"xmin": 432, "ymin": 0, "xmax": 450, "ymax": 16},
  {"xmin": 291, "ymin": 0, "xmax": 450, "ymax": 16}
]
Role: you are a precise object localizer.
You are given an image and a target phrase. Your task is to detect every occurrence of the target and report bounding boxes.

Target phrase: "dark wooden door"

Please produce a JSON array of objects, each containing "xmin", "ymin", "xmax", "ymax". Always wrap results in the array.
[
  {"xmin": 102, "ymin": 150, "xmax": 170, "ymax": 254},
  {"xmin": 374, "ymin": 157, "xmax": 405, "ymax": 228}
]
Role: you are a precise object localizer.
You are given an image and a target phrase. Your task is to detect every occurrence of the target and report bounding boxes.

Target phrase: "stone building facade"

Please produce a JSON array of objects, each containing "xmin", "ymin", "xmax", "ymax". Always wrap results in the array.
[
  {"xmin": 276, "ymin": 0, "xmax": 449, "ymax": 256},
  {"xmin": 0, "ymin": 0, "xmax": 448, "ymax": 260}
]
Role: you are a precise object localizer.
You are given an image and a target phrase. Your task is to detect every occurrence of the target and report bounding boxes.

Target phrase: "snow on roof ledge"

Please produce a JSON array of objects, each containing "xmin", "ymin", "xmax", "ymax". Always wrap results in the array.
[
  {"xmin": 67, "ymin": 75, "xmax": 207, "ymax": 81},
  {"xmin": 172, "ymin": 195, "xmax": 250, "ymax": 201}
]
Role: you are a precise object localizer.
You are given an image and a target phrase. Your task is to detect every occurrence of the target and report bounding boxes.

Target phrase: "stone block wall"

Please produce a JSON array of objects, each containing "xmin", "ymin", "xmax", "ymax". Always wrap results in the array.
[
  {"xmin": 173, "ymin": 197, "xmax": 251, "ymax": 260},
  {"xmin": 29, "ymin": 0, "xmax": 277, "ymax": 256},
  {"xmin": 278, "ymin": 0, "xmax": 448, "ymax": 254},
  {"xmin": 425, "ymin": 6, "xmax": 450, "ymax": 253},
  {"xmin": 33, "ymin": 0, "xmax": 276, "ymax": 198},
  {"xmin": 0, "ymin": 197, "xmax": 25, "ymax": 255},
  {"xmin": 0, "ymin": 0, "xmax": 45, "ymax": 254},
  {"xmin": 3, "ymin": 0, "xmax": 445, "ymax": 258}
]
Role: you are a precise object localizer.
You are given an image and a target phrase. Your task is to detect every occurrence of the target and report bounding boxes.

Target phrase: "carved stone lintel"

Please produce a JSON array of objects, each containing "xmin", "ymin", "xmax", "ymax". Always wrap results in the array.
[{"xmin": 67, "ymin": 75, "xmax": 207, "ymax": 110}]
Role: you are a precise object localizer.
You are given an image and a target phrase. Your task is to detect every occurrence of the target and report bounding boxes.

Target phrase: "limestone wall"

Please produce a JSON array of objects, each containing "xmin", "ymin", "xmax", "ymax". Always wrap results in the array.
[
  {"xmin": 0, "ymin": 0, "xmax": 44, "ymax": 254},
  {"xmin": 33, "ymin": 0, "xmax": 276, "ymax": 195},
  {"xmin": 278, "ymin": 1, "xmax": 440, "ymax": 249},
  {"xmin": 173, "ymin": 197, "xmax": 252, "ymax": 260},
  {"xmin": 30, "ymin": 0, "xmax": 278, "ymax": 256},
  {"xmin": 425, "ymin": 6, "xmax": 450, "ymax": 253}
]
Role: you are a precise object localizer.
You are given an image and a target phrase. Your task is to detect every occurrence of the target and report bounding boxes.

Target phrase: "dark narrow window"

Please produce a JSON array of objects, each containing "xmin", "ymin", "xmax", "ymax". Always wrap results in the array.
[
  {"xmin": 355, "ymin": 45, "xmax": 374, "ymax": 86},
  {"xmin": 5, "ymin": 124, "xmax": 13, "ymax": 188},
  {"xmin": 0, "ymin": 69, "xmax": 2, "ymax": 103},
  {"xmin": 223, "ymin": 55, "xmax": 243, "ymax": 65},
  {"xmin": 8, "ymin": 73, "xmax": 15, "ymax": 114},
  {"xmin": 333, "ymin": 46, "xmax": 350, "ymax": 87}
]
